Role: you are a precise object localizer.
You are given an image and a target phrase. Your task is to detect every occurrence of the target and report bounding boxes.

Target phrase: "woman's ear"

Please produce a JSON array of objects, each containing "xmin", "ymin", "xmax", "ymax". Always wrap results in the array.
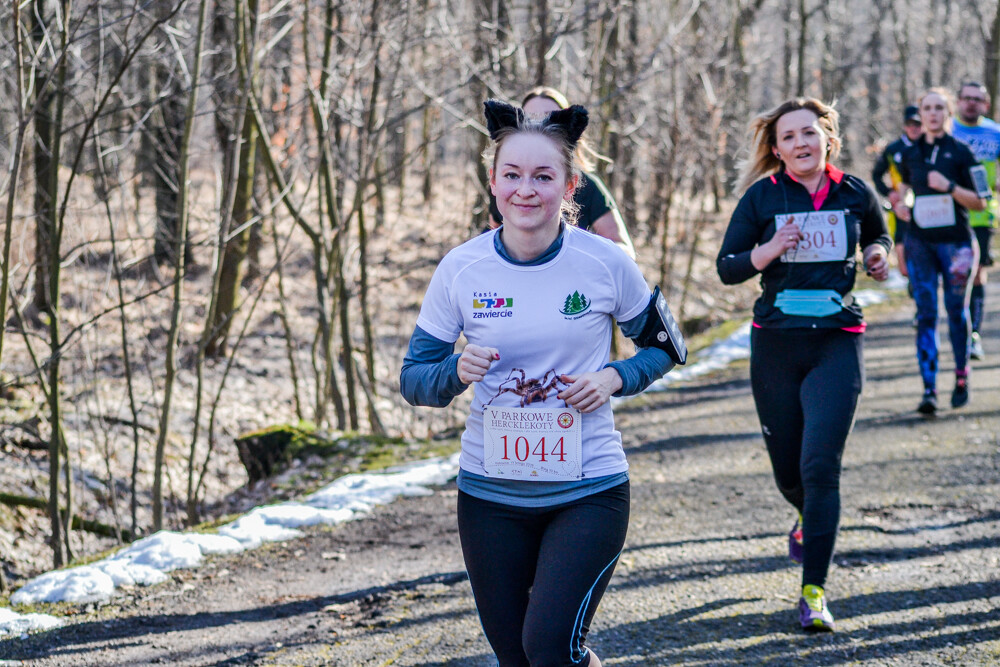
[{"xmin": 564, "ymin": 173, "xmax": 580, "ymax": 201}]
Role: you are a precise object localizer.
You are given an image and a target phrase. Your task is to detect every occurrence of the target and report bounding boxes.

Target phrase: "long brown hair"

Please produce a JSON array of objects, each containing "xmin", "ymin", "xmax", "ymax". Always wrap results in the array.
[{"xmin": 736, "ymin": 97, "xmax": 842, "ymax": 193}]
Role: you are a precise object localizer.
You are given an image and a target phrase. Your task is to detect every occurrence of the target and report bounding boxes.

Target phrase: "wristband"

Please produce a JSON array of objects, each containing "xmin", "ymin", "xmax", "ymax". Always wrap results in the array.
[{"xmin": 946, "ymin": 180, "xmax": 956, "ymax": 194}]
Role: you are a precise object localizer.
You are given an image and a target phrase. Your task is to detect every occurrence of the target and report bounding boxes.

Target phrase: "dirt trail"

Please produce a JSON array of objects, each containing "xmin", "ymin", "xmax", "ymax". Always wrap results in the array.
[{"xmin": 2, "ymin": 301, "xmax": 999, "ymax": 666}]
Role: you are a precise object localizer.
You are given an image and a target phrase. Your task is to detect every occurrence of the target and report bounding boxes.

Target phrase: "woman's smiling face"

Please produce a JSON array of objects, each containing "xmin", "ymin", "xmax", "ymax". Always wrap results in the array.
[{"xmin": 490, "ymin": 132, "xmax": 575, "ymax": 232}]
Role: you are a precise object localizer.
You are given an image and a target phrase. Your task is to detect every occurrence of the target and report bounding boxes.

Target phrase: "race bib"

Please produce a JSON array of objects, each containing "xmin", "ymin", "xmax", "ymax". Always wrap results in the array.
[
  {"xmin": 482, "ymin": 406, "xmax": 582, "ymax": 481},
  {"xmin": 776, "ymin": 210, "xmax": 848, "ymax": 263},
  {"xmin": 913, "ymin": 194, "xmax": 956, "ymax": 228}
]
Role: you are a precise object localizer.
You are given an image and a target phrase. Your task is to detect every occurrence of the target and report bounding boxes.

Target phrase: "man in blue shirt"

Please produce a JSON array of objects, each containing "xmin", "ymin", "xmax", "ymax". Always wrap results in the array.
[{"xmin": 952, "ymin": 81, "xmax": 1000, "ymax": 360}]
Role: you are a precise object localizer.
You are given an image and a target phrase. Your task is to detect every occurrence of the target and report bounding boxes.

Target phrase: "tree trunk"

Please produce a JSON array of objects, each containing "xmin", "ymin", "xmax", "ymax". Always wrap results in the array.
[
  {"xmin": 865, "ymin": 1, "xmax": 884, "ymax": 149},
  {"xmin": 30, "ymin": 1, "xmax": 57, "ymax": 318},
  {"xmin": 1, "ymin": 1, "xmax": 29, "ymax": 366},
  {"xmin": 782, "ymin": 0, "xmax": 793, "ymax": 99},
  {"xmin": 618, "ymin": 3, "xmax": 638, "ymax": 223},
  {"xmin": 470, "ymin": 0, "xmax": 499, "ymax": 233},
  {"xmin": 923, "ymin": 0, "xmax": 938, "ymax": 89},
  {"xmin": 796, "ymin": 0, "xmax": 807, "ymax": 97},
  {"xmin": 888, "ymin": 0, "xmax": 909, "ymax": 107},
  {"xmin": 596, "ymin": 5, "xmax": 620, "ymax": 188},
  {"xmin": 153, "ymin": 0, "xmax": 211, "ymax": 531},
  {"xmin": 206, "ymin": 79, "xmax": 260, "ymax": 358},
  {"xmin": 149, "ymin": 78, "xmax": 187, "ymax": 267},
  {"xmin": 302, "ymin": 0, "xmax": 347, "ymax": 429},
  {"xmin": 29, "ymin": 0, "xmax": 72, "ymax": 569},
  {"xmin": 988, "ymin": 3, "xmax": 1000, "ymax": 115},
  {"xmin": 535, "ymin": 0, "xmax": 549, "ymax": 85}
]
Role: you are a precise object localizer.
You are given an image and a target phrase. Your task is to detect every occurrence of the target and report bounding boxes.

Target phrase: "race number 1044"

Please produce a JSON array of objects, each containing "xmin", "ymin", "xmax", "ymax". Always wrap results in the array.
[
  {"xmin": 498, "ymin": 435, "xmax": 568, "ymax": 463},
  {"xmin": 482, "ymin": 406, "xmax": 583, "ymax": 481}
]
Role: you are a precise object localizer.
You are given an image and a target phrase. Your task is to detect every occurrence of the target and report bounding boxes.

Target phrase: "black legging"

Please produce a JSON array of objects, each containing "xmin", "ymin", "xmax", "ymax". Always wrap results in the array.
[
  {"xmin": 457, "ymin": 482, "xmax": 629, "ymax": 667},
  {"xmin": 750, "ymin": 327, "xmax": 863, "ymax": 588}
]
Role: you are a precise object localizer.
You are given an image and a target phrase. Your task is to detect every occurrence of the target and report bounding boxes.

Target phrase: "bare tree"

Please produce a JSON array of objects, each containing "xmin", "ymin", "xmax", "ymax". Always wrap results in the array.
[
  {"xmin": 0, "ymin": 1, "xmax": 30, "ymax": 368},
  {"xmin": 205, "ymin": 0, "xmax": 262, "ymax": 358},
  {"xmin": 152, "ymin": 0, "xmax": 211, "ymax": 531}
]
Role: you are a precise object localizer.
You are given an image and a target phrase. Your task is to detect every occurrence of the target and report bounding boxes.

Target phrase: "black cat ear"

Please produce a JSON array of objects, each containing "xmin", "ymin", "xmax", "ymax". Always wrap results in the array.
[
  {"xmin": 545, "ymin": 105, "xmax": 589, "ymax": 145},
  {"xmin": 483, "ymin": 99, "xmax": 524, "ymax": 140}
]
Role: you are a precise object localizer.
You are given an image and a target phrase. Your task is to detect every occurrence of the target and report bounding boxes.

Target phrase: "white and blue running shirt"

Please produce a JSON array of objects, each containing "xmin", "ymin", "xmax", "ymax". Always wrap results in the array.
[{"xmin": 416, "ymin": 225, "xmax": 649, "ymax": 479}]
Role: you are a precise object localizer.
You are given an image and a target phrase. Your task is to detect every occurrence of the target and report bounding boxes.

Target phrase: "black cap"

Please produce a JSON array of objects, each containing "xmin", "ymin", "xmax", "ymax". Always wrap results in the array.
[{"xmin": 903, "ymin": 105, "xmax": 920, "ymax": 124}]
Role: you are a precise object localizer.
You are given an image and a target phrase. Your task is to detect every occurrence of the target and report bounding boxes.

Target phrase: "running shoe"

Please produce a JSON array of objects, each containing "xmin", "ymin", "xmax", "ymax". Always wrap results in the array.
[
  {"xmin": 951, "ymin": 376, "xmax": 969, "ymax": 409},
  {"xmin": 798, "ymin": 584, "xmax": 835, "ymax": 632},
  {"xmin": 917, "ymin": 389, "xmax": 937, "ymax": 415},
  {"xmin": 970, "ymin": 332, "xmax": 984, "ymax": 361},
  {"xmin": 788, "ymin": 513, "xmax": 804, "ymax": 564}
]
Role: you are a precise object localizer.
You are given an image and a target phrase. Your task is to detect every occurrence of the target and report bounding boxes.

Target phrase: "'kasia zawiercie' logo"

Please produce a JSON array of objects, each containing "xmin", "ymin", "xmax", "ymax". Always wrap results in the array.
[
  {"xmin": 560, "ymin": 291, "xmax": 591, "ymax": 318},
  {"xmin": 472, "ymin": 295, "xmax": 514, "ymax": 320}
]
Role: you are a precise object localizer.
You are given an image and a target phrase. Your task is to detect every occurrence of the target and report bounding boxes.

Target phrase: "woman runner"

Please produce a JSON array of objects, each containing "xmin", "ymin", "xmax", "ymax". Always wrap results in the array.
[
  {"xmin": 896, "ymin": 88, "xmax": 987, "ymax": 413},
  {"xmin": 717, "ymin": 98, "xmax": 891, "ymax": 632},
  {"xmin": 402, "ymin": 100, "xmax": 676, "ymax": 665}
]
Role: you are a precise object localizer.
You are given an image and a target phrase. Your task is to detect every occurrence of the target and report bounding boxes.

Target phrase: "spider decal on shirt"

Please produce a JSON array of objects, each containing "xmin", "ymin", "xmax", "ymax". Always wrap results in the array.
[{"xmin": 484, "ymin": 368, "xmax": 571, "ymax": 407}]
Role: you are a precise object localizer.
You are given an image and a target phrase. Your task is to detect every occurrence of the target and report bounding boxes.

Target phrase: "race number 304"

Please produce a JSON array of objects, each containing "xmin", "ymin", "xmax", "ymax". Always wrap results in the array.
[
  {"xmin": 776, "ymin": 210, "xmax": 848, "ymax": 263},
  {"xmin": 482, "ymin": 406, "xmax": 582, "ymax": 481}
]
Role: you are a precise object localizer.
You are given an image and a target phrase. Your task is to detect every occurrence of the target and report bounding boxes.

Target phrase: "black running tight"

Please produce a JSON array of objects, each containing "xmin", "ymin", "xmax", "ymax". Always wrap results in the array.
[
  {"xmin": 750, "ymin": 327, "xmax": 863, "ymax": 588},
  {"xmin": 457, "ymin": 482, "xmax": 629, "ymax": 667}
]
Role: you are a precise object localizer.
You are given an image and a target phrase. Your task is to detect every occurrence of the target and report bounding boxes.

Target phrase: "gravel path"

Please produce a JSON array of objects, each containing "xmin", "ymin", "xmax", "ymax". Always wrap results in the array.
[{"xmin": 2, "ymin": 302, "xmax": 998, "ymax": 666}]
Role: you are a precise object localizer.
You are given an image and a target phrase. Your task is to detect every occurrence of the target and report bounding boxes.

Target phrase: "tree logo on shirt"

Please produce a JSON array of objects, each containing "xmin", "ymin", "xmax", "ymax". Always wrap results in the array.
[{"xmin": 559, "ymin": 291, "xmax": 591, "ymax": 318}]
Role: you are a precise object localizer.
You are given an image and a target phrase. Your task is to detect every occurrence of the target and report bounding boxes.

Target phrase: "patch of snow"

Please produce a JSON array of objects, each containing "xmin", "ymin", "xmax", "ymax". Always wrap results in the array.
[{"xmin": 5, "ymin": 452, "xmax": 461, "ymax": 613}]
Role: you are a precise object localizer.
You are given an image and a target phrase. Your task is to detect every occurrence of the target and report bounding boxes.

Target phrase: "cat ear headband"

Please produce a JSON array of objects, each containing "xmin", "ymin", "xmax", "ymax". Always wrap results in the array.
[
  {"xmin": 483, "ymin": 99, "xmax": 524, "ymax": 140},
  {"xmin": 483, "ymin": 98, "xmax": 589, "ymax": 146},
  {"xmin": 546, "ymin": 105, "xmax": 589, "ymax": 145}
]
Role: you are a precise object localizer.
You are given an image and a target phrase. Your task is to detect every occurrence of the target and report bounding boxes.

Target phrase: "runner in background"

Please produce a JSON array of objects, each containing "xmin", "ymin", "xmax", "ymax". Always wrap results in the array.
[
  {"xmin": 717, "ymin": 98, "xmax": 891, "ymax": 633},
  {"xmin": 872, "ymin": 105, "xmax": 923, "ymax": 274},
  {"xmin": 897, "ymin": 88, "xmax": 986, "ymax": 414},
  {"xmin": 951, "ymin": 81, "xmax": 1000, "ymax": 360},
  {"xmin": 488, "ymin": 86, "xmax": 636, "ymax": 259},
  {"xmin": 402, "ymin": 100, "xmax": 677, "ymax": 666}
]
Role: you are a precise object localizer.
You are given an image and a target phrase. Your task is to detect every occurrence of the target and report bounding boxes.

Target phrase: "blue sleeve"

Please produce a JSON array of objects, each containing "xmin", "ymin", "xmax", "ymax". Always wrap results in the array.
[
  {"xmin": 604, "ymin": 308, "xmax": 675, "ymax": 396},
  {"xmin": 399, "ymin": 325, "xmax": 469, "ymax": 407}
]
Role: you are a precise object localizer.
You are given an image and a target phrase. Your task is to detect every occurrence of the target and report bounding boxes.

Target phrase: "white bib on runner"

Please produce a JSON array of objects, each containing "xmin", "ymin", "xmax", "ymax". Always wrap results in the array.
[
  {"xmin": 777, "ymin": 210, "xmax": 848, "ymax": 263},
  {"xmin": 912, "ymin": 194, "xmax": 956, "ymax": 229},
  {"xmin": 482, "ymin": 406, "xmax": 583, "ymax": 481}
]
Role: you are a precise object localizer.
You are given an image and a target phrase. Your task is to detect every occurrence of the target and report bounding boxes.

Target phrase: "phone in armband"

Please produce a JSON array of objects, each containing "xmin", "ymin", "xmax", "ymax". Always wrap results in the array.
[
  {"xmin": 637, "ymin": 287, "xmax": 688, "ymax": 365},
  {"xmin": 969, "ymin": 165, "xmax": 993, "ymax": 199}
]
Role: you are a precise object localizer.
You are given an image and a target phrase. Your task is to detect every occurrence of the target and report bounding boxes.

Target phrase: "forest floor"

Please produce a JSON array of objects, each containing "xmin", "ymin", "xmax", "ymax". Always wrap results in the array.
[{"xmin": 0, "ymin": 293, "xmax": 998, "ymax": 665}]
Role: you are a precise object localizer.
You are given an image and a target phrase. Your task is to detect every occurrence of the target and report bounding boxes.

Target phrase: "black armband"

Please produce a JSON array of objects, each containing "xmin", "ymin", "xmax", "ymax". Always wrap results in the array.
[{"xmin": 635, "ymin": 286, "xmax": 688, "ymax": 365}]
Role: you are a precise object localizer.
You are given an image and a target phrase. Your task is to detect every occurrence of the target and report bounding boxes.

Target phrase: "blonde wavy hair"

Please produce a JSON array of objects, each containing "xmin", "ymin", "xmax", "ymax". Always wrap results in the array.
[
  {"xmin": 736, "ymin": 97, "xmax": 842, "ymax": 193},
  {"xmin": 521, "ymin": 86, "xmax": 609, "ymax": 173},
  {"xmin": 917, "ymin": 87, "xmax": 955, "ymax": 133}
]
